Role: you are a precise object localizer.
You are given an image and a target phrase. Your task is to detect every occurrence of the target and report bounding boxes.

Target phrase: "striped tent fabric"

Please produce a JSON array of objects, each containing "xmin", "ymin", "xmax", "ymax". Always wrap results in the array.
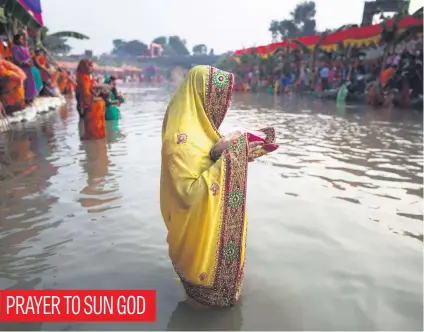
[{"xmin": 17, "ymin": 0, "xmax": 43, "ymax": 26}]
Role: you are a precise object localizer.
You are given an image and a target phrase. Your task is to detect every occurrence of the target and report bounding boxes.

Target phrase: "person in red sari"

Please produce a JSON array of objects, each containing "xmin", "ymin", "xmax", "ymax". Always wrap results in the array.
[{"xmin": 76, "ymin": 58, "xmax": 106, "ymax": 140}]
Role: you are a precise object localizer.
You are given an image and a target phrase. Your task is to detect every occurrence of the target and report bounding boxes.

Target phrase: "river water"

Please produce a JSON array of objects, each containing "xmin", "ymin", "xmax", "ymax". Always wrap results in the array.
[{"xmin": 0, "ymin": 85, "xmax": 422, "ymax": 331}]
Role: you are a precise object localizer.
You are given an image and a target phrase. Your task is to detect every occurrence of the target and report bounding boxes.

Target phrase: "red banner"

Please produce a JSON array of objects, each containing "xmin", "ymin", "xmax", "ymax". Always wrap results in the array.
[
  {"xmin": 0, "ymin": 290, "xmax": 156, "ymax": 322},
  {"xmin": 234, "ymin": 16, "xmax": 423, "ymax": 56}
]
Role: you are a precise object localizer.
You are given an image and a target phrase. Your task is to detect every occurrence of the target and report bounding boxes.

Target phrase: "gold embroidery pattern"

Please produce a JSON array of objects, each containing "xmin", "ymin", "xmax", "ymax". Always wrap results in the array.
[
  {"xmin": 210, "ymin": 183, "xmax": 219, "ymax": 196},
  {"xmin": 204, "ymin": 66, "xmax": 234, "ymax": 135},
  {"xmin": 259, "ymin": 127, "xmax": 276, "ymax": 144},
  {"xmin": 199, "ymin": 272, "xmax": 207, "ymax": 281},
  {"xmin": 175, "ymin": 133, "xmax": 248, "ymax": 308},
  {"xmin": 177, "ymin": 134, "xmax": 187, "ymax": 144}
]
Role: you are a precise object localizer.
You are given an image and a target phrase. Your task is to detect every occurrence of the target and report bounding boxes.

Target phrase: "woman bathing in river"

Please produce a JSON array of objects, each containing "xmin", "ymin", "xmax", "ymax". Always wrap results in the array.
[
  {"xmin": 76, "ymin": 58, "xmax": 106, "ymax": 139},
  {"xmin": 104, "ymin": 76, "xmax": 124, "ymax": 120},
  {"xmin": 160, "ymin": 65, "xmax": 271, "ymax": 308}
]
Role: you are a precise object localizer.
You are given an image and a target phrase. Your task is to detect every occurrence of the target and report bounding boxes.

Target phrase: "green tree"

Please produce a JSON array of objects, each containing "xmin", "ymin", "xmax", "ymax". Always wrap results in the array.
[
  {"xmin": 278, "ymin": 19, "xmax": 299, "ymax": 40},
  {"xmin": 168, "ymin": 36, "xmax": 189, "ymax": 55},
  {"xmin": 125, "ymin": 40, "xmax": 148, "ymax": 56},
  {"xmin": 112, "ymin": 39, "xmax": 126, "ymax": 54},
  {"xmin": 270, "ymin": 0, "xmax": 317, "ymax": 40},
  {"xmin": 41, "ymin": 28, "xmax": 89, "ymax": 55},
  {"xmin": 112, "ymin": 39, "xmax": 148, "ymax": 56},
  {"xmin": 268, "ymin": 20, "xmax": 280, "ymax": 42},
  {"xmin": 192, "ymin": 44, "xmax": 207, "ymax": 55},
  {"xmin": 152, "ymin": 36, "xmax": 167, "ymax": 45},
  {"xmin": 291, "ymin": 0, "xmax": 316, "ymax": 36}
]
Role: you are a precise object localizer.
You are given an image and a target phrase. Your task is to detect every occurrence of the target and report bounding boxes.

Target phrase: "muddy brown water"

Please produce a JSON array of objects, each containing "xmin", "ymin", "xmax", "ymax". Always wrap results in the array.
[{"xmin": 0, "ymin": 85, "xmax": 422, "ymax": 331}]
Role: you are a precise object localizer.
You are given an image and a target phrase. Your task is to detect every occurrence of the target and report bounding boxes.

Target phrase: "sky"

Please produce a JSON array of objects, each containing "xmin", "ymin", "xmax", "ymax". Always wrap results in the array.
[{"xmin": 41, "ymin": 0, "xmax": 422, "ymax": 55}]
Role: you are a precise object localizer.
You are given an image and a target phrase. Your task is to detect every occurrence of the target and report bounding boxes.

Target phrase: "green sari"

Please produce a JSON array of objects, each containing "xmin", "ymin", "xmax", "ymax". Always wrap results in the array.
[
  {"xmin": 32, "ymin": 67, "xmax": 43, "ymax": 94},
  {"xmin": 104, "ymin": 77, "xmax": 124, "ymax": 121},
  {"xmin": 105, "ymin": 89, "xmax": 124, "ymax": 120}
]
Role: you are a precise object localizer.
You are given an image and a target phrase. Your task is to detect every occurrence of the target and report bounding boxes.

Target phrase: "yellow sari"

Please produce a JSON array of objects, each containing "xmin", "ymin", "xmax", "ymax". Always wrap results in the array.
[{"xmin": 160, "ymin": 65, "xmax": 249, "ymax": 307}]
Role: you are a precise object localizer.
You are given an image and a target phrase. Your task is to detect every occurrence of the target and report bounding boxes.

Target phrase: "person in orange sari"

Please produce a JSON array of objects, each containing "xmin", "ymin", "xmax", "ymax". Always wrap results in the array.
[
  {"xmin": 64, "ymin": 71, "xmax": 76, "ymax": 96},
  {"xmin": 380, "ymin": 65, "xmax": 396, "ymax": 87},
  {"xmin": 55, "ymin": 69, "xmax": 68, "ymax": 94},
  {"xmin": 33, "ymin": 49, "xmax": 51, "ymax": 84},
  {"xmin": 76, "ymin": 58, "xmax": 106, "ymax": 140},
  {"xmin": 0, "ymin": 54, "xmax": 27, "ymax": 113}
]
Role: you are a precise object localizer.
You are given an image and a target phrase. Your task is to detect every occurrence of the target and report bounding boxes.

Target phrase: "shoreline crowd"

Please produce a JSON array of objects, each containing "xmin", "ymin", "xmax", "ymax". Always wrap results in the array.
[{"xmin": 221, "ymin": 45, "xmax": 423, "ymax": 109}]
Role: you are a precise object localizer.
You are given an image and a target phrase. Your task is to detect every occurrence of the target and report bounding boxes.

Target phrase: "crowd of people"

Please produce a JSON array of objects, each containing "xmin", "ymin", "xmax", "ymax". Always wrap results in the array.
[
  {"xmin": 0, "ymin": 28, "xmax": 125, "ymax": 141},
  {"xmin": 225, "ymin": 47, "xmax": 423, "ymax": 108},
  {"xmin": 0, "ymin": 29, "xmax": 75, "ymax": 116}
]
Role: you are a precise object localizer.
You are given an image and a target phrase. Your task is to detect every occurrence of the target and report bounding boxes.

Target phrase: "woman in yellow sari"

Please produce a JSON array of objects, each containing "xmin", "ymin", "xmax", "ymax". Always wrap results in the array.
[{"xmin": 160, "ymin": 65, "xmax": 269, "ymax": 308}]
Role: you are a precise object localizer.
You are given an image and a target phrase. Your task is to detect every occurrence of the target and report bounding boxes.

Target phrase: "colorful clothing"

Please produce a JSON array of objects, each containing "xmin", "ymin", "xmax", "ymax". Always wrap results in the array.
[
  {"xmin": 11, "ymin": 45, "xmax": 38, "ymax": 100},
  {"xmin": 84, "ymin": 98, "xmax": 106, "ymax": 140},
  {"xmin": 160, "ymin": 66, "xmax": 249, "ymax": 308},
  {"xmin": 0, "ymin": 59, "xmax": 27, "ymax": 112},
  {"xmin": 35, "ymin": 55, "xmax": 50, "ymax": 83},
  {"xmin": 380, "ymin": 67, "xmax": 395, "ymax": 86},
  {"xmin": 32, "ymin": 66, "xmax": 43, "ymax": 93},
  {"xmin": 105, "ymin": 90, "xmax": 124, "ymax": 120},
  {"xmin": 77, "ymin": 59, "xmax": 106, "ymax": 139},
  {"xmin": 76, "ymin": 60, "xmax": 94, "ymax": 118},
  {"xmin": 56, "ymin": 71, "xmax": 68, "ymax": 94}
]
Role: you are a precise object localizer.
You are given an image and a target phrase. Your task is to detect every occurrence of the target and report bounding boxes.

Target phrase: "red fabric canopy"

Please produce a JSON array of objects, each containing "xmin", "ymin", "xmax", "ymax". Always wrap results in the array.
[{"xmin": 234, "ymin": 16, "xmax": 422, "ymax": 56}]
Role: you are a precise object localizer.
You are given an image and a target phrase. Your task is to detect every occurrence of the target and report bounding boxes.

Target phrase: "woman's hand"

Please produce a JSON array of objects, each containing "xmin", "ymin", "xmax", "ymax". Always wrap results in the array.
[
  {"xmin": 210, "ymin": 131, "xmax": 264, "ymax": 162},
  {"xmin": 210, "ymin": 131, "xmax": 242, "ymax": 161},
  {"xmin": 248, "ymin": 141, "xmax": 263, "ymax": 162}
]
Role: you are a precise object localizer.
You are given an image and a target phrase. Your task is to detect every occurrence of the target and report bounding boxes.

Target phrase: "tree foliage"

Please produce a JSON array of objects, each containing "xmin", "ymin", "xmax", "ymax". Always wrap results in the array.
[
  {"xmin": 269, "ymin": 1, "xmax": 318, "ymax": 40},
  {"xmin": 192, "ymin": 44, "xmax": 208, "ymax": 55},
  {"xmin": 41, "ymin": 27, "xmax": 89, "ymax": 55},
  {"xmin": 168, "ymin": 36, "xmax": 189, "ymax": 55},
  {"xmin": 152, "ymin": 36, "xmax": 167, "ymax": 45},
  {"xmin": 112, "ymin": 39, "xmax": 149, "ymax": 56},
  {"xmin": 150, "ymin": 35, "xmax": 190, "ymax": 55}
]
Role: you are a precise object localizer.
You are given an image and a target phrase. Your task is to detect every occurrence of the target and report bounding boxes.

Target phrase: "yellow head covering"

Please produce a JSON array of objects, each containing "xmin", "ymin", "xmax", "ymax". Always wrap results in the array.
[{"xmin": 160, "ymin": 65, "xmax": 249, "ymax": 307}]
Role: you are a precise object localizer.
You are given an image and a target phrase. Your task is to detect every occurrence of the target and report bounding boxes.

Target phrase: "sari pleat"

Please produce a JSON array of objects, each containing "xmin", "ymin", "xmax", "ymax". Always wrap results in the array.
[{"xmin": 84, "ymin": 99, "xmax": 106, "ymax": 140}]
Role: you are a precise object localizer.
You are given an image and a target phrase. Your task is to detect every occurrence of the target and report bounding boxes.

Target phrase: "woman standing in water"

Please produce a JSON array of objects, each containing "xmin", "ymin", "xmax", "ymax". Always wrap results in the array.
[
  {"xmin": 104, "ymin": 76, "xmax": 124, "ymax": 120},
  {"xmin": 11, "ymin": 32, "xmax": 38, "ymax": 104},
  {"xmin": 76, "ymin": 59, "xmax": 106, "ymax": 139},
  {"xmin": 160, "ymin": 65, "xmax": 273, "ymax": 308}
]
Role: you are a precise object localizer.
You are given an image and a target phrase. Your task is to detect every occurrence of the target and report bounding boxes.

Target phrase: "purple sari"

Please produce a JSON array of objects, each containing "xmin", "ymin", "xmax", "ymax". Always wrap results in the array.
[{"xmin": 12, "ymin": 45, "xmax": 38, "ymax": 101}]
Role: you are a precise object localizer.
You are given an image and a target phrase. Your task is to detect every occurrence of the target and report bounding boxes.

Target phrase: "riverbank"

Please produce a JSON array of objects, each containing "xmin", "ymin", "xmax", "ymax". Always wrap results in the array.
[{"xmin": 0, "ymin": 96, "xmax": 66, "ymax": 132}]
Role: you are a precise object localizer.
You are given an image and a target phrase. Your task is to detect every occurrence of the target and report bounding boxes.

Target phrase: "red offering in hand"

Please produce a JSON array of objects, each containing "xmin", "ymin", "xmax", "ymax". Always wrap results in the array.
[
  {"xmin": 247, "ymin": 132, "xmax": 265, "ymax": 143},
  {"xmin": 263, "ymin": 143, "xmax": 279, "ymax": 153}
]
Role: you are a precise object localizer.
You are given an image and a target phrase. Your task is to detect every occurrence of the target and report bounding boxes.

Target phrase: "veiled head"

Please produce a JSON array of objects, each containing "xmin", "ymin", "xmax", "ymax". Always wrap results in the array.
[{"xmin": 183, "ymin": 65, "xmax": 234, "ymax": 131}]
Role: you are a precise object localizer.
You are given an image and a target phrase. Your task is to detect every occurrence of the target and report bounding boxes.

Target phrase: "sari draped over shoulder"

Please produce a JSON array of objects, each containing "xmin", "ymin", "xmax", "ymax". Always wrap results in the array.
[
  {"xmin": 77, "ymin": 73, "xmax": 94, "ymax": 113},
  {"xmin": 160, "ymin": 65, "xmax": 249, "ymax": 308},
  {"xmin": 105, "ymin": 88, "xmax": 124, "ymax": 120},
  {"xmin": 76, "ymin": 59, "xmax": 106, "ymax": 139},
  {"xmin": 11, "ymin": 45, "xmax": 37, "ymax": 100},
  {"xmin": 0, "ymin": 59, "xmax": 27, "ymax": 112}
]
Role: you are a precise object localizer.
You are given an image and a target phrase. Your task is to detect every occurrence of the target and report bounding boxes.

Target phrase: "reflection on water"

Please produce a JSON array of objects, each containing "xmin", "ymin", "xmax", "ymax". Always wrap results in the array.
[{"xmin": 0, "ymin": 87, "xmax": 422, "ymax": 331}]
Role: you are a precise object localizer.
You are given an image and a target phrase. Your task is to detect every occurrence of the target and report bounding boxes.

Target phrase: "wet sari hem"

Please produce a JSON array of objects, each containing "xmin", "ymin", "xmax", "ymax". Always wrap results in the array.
[{"xmin": 173, "ymin": 133, "xmax": 249, "ymax": 308}]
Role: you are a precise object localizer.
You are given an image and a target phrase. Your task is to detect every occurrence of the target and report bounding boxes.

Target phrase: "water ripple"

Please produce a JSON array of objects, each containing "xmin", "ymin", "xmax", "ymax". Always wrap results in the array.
[{"xmin": 0, "ymin": 87, "xmax": 422, "ymax": 330}]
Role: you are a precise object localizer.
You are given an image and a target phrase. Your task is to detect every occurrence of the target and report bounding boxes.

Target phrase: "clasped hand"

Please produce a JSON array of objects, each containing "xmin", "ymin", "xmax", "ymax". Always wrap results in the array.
[{"xmin": 210, "ymin": 132, "xmax": 262, "ymax": 162}]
